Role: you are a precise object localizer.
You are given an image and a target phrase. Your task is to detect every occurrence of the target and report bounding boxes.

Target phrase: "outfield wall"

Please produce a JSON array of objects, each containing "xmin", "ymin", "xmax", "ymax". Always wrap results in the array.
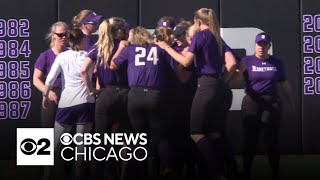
[{"xmin": 0, "ymin": 0, "xmax": 319, "ymax": 157}]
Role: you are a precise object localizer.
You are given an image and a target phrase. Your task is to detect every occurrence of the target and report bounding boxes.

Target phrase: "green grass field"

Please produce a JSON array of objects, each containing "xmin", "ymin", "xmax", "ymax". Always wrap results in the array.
[{"xmin": 1, "ymin": 155, "xmax": 320, "ymax": 180}]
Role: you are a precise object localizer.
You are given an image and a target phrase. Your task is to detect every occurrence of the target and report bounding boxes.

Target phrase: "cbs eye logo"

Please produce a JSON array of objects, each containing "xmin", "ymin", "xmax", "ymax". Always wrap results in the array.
[
  {"xmin": 17, "ymin": 128, "xmax": 54, "ymax": 166},
  {"xmin": 60, "ymin": 133, "xmax": 73, "ymax": 145},
  {"xmin": 20, "ymin": 138, "xmax": 50, "ymax": 155}
]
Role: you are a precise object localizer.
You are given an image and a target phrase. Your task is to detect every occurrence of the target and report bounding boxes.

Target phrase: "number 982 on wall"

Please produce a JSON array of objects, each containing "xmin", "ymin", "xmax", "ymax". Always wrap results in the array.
[{"xmin": 0, "ymin": 19, "xmax": 29, "ymax": 38}]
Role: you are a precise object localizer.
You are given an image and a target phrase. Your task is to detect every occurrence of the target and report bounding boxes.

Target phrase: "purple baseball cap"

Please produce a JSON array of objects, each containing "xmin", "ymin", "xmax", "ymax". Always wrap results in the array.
[
  {"xmin": 80, "ymin": 11, "xmax": 103, "ymax": 26},
  {"xmin": 157, "ymin": 20, "xmax": 175, "ymax": 29},
  {"xmin": 255, "ymin": 32, "xmax": 271, "ymax": 43}
]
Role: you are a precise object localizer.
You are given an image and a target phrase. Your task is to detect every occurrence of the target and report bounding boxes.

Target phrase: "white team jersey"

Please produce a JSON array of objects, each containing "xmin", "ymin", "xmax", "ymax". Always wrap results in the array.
[{"xmin": 45, "ymin": 49, "xmax": 95, "ymax": 108}]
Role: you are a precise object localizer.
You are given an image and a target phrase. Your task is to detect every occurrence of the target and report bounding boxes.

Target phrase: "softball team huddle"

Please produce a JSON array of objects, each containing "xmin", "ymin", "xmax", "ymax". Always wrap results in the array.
[{"xmin": 33, "ymin": 8, "xmax": 294, "ymax": 180}]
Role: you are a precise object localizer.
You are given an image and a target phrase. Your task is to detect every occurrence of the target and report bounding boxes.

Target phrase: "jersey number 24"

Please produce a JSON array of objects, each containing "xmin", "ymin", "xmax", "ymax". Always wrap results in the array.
[{"xmin": 135, "ymin": 47, "xmax": 159, "ymax": 66}]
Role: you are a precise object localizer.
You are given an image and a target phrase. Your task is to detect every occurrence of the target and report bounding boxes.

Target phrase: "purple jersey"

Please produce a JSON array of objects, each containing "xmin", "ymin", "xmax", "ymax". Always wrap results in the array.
[
  {"xmin": 160, "ymin": 44, "xmax": 181, "ymax": 94},
  {"xmin": 243, "ymin": 55, "xmax": 286, "ymax": 94},
  {"xmin": 83, "ymin": 35, "xmax": 94, "ymax": 52},
  {"xmin": 188, "ymin": 29, "xmax": 224, "ymax": 77},
  {"xmin": 34, "ymin": 48, "xmax": 61, "ymax": 89},
  {"xmin": 113, "ymin": 44, "xmax": 169, "ymax": 89},
  {"xmin": 87, "ymin": 39, "xmax": 128, "ymax": 87}
]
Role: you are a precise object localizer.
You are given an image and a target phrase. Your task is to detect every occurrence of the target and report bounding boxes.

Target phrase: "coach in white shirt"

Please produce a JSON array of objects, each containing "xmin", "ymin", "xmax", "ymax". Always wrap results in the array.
[{"xmin": 42, "ymin": 28, "xmax": 95, "ymax": 180}]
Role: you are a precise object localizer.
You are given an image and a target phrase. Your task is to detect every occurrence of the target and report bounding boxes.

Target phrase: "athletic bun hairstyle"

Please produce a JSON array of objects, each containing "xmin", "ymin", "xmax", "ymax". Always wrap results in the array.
[{"xmin": 69, "ymin": 29, "xmax": 84, "ymax": 50}]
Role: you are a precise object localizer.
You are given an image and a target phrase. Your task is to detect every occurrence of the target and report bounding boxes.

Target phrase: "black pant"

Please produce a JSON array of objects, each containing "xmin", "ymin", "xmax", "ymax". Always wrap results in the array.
[
  {"xmin": 223, "ymin": 84, "xmax": 233, "ymax": 116},
  {"xmin": 128, "ymin": 87, "xmax": 163, "ymax": 145},
  {"xmin": 241, "ymin": 94, "xmax": 281, "ymax": 179},
  {"xmin": 126, "ymin": 87, "xmax": 166, "ymax": 178},
  {"xmin": 94, "ymin": 85, "xmax": 130, "ymax": 180},
  {"xmin": 168, "ymin": 84, "xmax": 197, "ymax": 177},
  {"xmin": 190, "ymin": 76, "xmax": 225, "ymax": 134},
  {"xmin": 95, "ymin": 85, "xmax": 130, "ymax": 134}
]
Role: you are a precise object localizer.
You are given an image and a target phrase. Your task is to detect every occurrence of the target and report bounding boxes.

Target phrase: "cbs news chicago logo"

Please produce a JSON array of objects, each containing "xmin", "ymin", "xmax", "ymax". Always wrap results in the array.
[{"xmin": 16, "ymin": 128, "xmax": 54, "ymax": 166}]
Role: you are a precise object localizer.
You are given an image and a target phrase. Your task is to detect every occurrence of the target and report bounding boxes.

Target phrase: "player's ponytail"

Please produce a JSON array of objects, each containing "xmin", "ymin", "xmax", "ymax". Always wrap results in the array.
[
  {"xmin": 195, "ymin": 8, "xmax": 222, "ymax": 56},
  {"xmin": 96, "ymin": 19, "xmax": 114, "ymax": 68}
]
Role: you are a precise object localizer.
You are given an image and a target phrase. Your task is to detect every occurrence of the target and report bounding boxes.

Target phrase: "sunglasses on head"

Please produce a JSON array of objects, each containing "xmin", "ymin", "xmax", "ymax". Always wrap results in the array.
[{"xmin": 54, "ymin": 32, "xmax": 67, "ymax": 38}]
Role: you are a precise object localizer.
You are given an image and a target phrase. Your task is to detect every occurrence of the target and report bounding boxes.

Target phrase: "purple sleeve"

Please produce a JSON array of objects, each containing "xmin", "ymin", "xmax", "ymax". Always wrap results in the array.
[
  {"xmin": 87, "ymin": 44, "xmax": 96, "ymax": 53},
  {"xmin": 34, "ymin": 52, "xmax": 47, "ymax": 71},
  {"xmin": 278, "ymin": 59, "xmax": 287, "ymax": 82},
  {"xmin": 222, "ymin": 39, "xmax": 232, "ymax": 52},
  {"xmin": 113, "ymin": 46, "xmax": 129, "ymax": 65},
  {"xmin": 83, "ymin": 35, "xmax": 94, "ymax": 52},
  {"xmin": 188, "ymin": 32, "xmax": 201, "ymax": 54},
  {"xmin": 86, "ymin": 48, "xmax": 98, "ymax": 63}
]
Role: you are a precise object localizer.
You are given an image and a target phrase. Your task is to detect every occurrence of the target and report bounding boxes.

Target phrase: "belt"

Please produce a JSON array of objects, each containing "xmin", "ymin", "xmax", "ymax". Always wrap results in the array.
[
  {"xmin": 131, "ymin": 86, "xmax": 160, "ymax": 92},
  {"xmin": 104, "ymin": 85, "xmax": 128, "ymax": 90}
]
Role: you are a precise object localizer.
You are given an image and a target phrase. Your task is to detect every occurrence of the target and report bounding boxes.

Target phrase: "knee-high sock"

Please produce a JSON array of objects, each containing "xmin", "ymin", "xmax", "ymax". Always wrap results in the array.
[{"xmin": 196, "ymin": 136, "xmax": 219, "ymax": 177}]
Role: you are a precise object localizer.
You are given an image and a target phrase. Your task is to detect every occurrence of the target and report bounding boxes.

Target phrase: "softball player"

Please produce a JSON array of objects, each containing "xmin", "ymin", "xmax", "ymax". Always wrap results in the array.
[
  {"xmin": 33, "ymin": 21, "xmax": 69, "ymax": 128},
  {"xmin": 168, "ymin": 22, "xmax": 198, "ymax": 178},
  {"xmin": 110, "ymin": 26, "xmax": 174, "ymax": 179},
  {"xmin": 72, "ymin": 9, "xmax": 103, "ymax": 51},
  {"xmin": 33, "ymin": 21, "xmax": 69, "ymax": 180},
  {"xmin": 42, "ymin": 29, "xmax": 95, "ymax": 180},
  {"xmin": 73, "ymin": 9, "xmax": 103, "ymax": 92},
  {"xmin": 236, "ymin": 32, "xmax": 295, "ymax": 180},
  {"xmin": 80, "ymin": 18, "xmax": 129, "ymax": 180},
  {"xmin": 153, "ymin": 25, "xmax": 186, "ymax": 177},
  {"xmin": 157, "ymin": 16, "xmax": 176, "ymax": 30},
  {"xmin": 155, "ymin": 8, "xmax": 227, "ymax": 179},
  {"xmin": 177, "ymin": 23, "xmax": 239, "ymax": 179}
]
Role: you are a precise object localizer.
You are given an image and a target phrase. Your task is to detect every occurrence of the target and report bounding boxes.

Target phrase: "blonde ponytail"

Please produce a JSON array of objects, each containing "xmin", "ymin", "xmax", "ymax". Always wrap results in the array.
[{"xmin": 96, "ymin": 20, "xmax": 114, "ymax": 68}]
